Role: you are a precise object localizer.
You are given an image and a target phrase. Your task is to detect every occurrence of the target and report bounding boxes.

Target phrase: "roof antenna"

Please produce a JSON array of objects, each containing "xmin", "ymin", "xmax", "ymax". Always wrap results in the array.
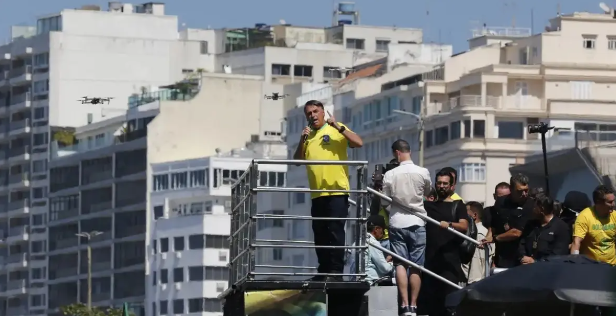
[{"xmin": 557, "ymin": 2, "xmax": 561, "ymax": 16}]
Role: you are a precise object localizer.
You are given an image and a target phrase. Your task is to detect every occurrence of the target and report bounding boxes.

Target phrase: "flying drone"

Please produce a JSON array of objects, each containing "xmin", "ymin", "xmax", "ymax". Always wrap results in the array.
[
  {"xmin": 77, "ymin": 97, "xmax": 114, "ymax": 105},
  {"xmin": 264, "ymin": 93, "xmax": 289, "ymax": 101}
]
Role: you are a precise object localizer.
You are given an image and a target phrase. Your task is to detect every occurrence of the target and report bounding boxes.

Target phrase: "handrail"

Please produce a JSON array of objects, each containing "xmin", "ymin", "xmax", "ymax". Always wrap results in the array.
[
  {"xmin": 252, "ymin": 158, "xmax": 369, "ymax": 166},
  {"xmin": 368, "ymin": 239, "xmax": 462, "ymax": 290}
]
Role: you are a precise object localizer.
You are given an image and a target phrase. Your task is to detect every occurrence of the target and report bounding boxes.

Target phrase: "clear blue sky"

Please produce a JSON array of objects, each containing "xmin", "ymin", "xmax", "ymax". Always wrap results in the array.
[{"xmin": 0, "ymin": 0, "xmax": 606, "ymax": 53}]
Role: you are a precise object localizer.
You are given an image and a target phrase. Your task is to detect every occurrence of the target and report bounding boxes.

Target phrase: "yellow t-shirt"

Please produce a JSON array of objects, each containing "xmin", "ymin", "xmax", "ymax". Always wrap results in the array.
[
  {"xmin": 304, "ymin": 123, "xmax": 351, "ymax": 199},
  {"xmin": 378, "ymin": 208, "xmax": 389, "ymax": 240},
  {"xmin": 573, "ymin": 207, "xmax": 616, "ymax": 265},
  {"xmin": 451, "ymin": 192, "xmax": 464, "ymax": 201}
]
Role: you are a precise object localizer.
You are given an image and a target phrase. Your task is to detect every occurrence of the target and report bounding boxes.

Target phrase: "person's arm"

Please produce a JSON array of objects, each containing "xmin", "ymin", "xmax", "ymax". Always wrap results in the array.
[
  {"xmin": 369, "ymin": 195, "xmax": 381, "ymax": 216},
  {"xmin": 340, "ymin": 125, "xmax": 363, "ymax": 148},
  {"xmin": 571, "ymin": 215, "xmax": 588, "ymax": 254},
  {"xmin": 369, "ymin": 244, "xmax": 393, "ymax": 276},
  {"xmin": 495, "ymin": 207, "xmax": 529, "ymax": 242},
  {"xmin": 452, "ymin": 202, "xmax": 469, "ymax": 233},
  {"xmin": 380, "ymin": 171, "xmax": 393, "ymax": 208}
]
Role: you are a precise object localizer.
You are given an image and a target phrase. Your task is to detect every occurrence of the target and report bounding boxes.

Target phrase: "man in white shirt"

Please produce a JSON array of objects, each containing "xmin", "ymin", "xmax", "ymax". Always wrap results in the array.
[{"xmin": 381, "ymin": 139, "xmax": 432, "ymax": 316}]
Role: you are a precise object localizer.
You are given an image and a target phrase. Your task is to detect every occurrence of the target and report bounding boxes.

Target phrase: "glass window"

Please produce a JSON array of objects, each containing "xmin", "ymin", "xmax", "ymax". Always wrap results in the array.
[
  {"xmin": 173, "ymin": 268, "xmax": 183, "ymax": 282},
  {"xmin": 174, "ymin": 237, "xmax": 184, "ymax": 251},
  {"xmin": 188, "ymin": 234, "xmax": 204, "ymax": 249},
  {"xmin": 173, "ymin": 299, "xmax": 184, "ymax": 314},
  {"xmin": 160, "ymin": 269, "xmax": 168, "ymax": 284},
  {"xmin": 376, "ymin": 39, "xmax": 390, "ymax": 52},
  {"xmin": 458, "ymin": 163, "xmax": 487, "ymax": 183},
  {"xmin": 273, "ymin": 248, "xmax": 283, "ymax": 261},
  {"xmin": 435, "ymin": 126, "xmax": 449, "ymax": 145},
  {"xmin": 188, "ymin": 266, "xmax": 204, "ymax": 281},
  {"xmin": 170, "ymin": 172, "xmax": 187, "ymax": 189},
  {"xmin": 426, "ymin": 130, "xmax": 434, "ymax": 148},
  {"xmin": 153, "ymin": 206, "xmax": 164, "ymax": 220},
  {"xmin": 463, "ymin": 119, "xmax": 471, "ymax": 138},
  {"xmin": 205, "ymin": 267, "xmax": 228, "ymax": 280},
  {"xmin": 473, "ymin": 120, "xmax": 486, "ymax": 138},
  {"xmin": 206, "ymin": 235, "xmax": 230, "ymax": 249},
  {"xmin": 153, "ymin": 174, "xmax": 168, "ymax": 191},
  {"xmin": 159, "ymin": 301, "xmax": 168, "ymax": 315},
  {"xmin": 450, "ymin": 121, "xmax": 461, "ymax": 140},
  {"xmin": 160, "ymin": 238, "xmax": 169, "ymax": 253},
  {"xmin": 189, "ymin": 169, "xmax": 206, "ymax": 187},
  {"xmin": 498, "ymin": 121, "xmax": 524, "ymax": 139}
]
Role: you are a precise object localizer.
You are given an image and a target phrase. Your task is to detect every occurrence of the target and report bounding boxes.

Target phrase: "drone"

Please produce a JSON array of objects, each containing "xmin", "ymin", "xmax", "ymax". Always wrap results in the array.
[
  {"xmin": 77, "ymin": 97, "xmax": 114, "ymax": 105},
  {"xmin": 264, "ymin": 93, "xmax": 289, "ymax": 101}
]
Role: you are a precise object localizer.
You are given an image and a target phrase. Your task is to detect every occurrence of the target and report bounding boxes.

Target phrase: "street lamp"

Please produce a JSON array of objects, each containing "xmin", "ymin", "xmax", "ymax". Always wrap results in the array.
[
  {"xmin": 393, "ymin": 109, "xmax": 425, "ymax": 167},
  {"xmin": 76, "ymin": 231, "xmax": 103, "ymax": 310}
]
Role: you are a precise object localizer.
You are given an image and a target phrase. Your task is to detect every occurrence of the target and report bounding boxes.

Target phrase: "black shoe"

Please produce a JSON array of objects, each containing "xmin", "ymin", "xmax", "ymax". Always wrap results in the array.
[{"xmin": 398, "ymin": 306, "xmax": 417, "ymax": 316}]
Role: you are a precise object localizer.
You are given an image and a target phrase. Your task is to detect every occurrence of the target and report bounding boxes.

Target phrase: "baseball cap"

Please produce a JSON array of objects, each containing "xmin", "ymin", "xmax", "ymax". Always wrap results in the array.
[{"xmin": 367, "ymin": 214, "xmax": 387, "ymax": 229}]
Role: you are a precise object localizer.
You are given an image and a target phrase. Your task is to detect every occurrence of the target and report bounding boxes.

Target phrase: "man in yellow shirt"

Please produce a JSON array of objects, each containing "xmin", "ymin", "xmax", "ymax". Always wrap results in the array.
[
  {"xmin": 571, "ymin": 184, "xmax": 616, "ymax": 265},
  {"xmin": 293, "ymin": 100, "xmax": 363, "ymax": 281}
]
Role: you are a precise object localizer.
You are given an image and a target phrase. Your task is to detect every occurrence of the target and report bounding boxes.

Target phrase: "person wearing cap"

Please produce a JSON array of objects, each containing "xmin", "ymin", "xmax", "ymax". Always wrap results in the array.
[{"xmin": 365, "ymin": 214, "xmax": 394, "ymax": 284}]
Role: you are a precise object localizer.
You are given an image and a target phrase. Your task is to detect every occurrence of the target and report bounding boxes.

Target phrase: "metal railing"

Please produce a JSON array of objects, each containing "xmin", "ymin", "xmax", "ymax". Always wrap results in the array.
[{"xmin": 228, "ymin": 159, "xmax": 370, "ymax": 289}]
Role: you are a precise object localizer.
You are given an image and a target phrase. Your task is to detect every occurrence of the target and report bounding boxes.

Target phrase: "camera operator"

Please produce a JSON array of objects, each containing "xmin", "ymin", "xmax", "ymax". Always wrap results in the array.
[{"xmin": 371, "ymin": 159, "xmax": 400, "ymax": 250}]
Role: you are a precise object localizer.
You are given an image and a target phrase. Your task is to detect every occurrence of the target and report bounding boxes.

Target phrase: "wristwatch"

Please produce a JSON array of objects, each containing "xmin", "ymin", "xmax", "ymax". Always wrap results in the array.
[
  {"xmin": 448, "ymin": 222, "xmax": 453, "ymax": 228},
  {"xmin": 338, "ymin": 126, "xmax": 346, "ymax": 133}
]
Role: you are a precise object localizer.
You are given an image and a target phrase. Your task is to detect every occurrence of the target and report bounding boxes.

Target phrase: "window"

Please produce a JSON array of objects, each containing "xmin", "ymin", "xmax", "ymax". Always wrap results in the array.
[
  {"xmin": 411, "ymin": 96, "xmax": 422, "ymax": 115},
  {"xmin": 206, "ymin": 235, "xmax": 230, "ymax": 249},
  {"xmin": 189, "ymin": 169, "xmax": 206, "ymax": 187},
  {"xmin": 153, "ymin": 205, "xmax": 164, "ymax": 220},
  {"xmin": 451, "ymin": 121, "xmax": 461, "ymax": 140},
  {"xmin": 497, "ymin": 121, "xmax": 524, "ymax": 139},
  {"xmin": 425, "ymin": 130, "xmax": 434, "ymax": 148},
  {"xmin": 609, "ymin": 36, "xmax": 616, "ymax": 50},
  {"xmin": 435, "ymin": 126, "xmax": 449, "ymax": 145},
  {"xmin": 272, "ymin": 64, "xmax": 291, "ymax": 76},
  {"xmin": 160, "ymin": 238, "xmax": 169, "ymax": 253},
  {"xmin": 33, "ymin": 158, "xmax": 48, "ymax": 173},
  {"xmin": 376, "ymin": 39, "xmax": 390, "ymax": 52},
  {"xmin": 189, "ymin": 234, "xmax": 204, "ymax": 249},
  {"xmin": 292, "ymin": 220, "xmax": 305, "ymax": 238},
  {"xmin": 519, "ymin": 47, "xmax": 528, "ymax": 65},
  {"xmin": 170, "ymin": 172, "xmax": 187, "ymax": 189},
  {"xmin": 571, "ymin": 81, "xmax": 593, "ymax": 100},
  {"xmin": 473, "ymin": 120, "xmax": 485, "ymax": 138},
  {"xmin": 200, "ymin": 41, "xmax": 208, "ymax": 54},
  {"xmin": 159, "ymin": 301, "xmax": 168, "ymax": 315},
  {"xmin": 323, "ymin": 66, "xmax": 343, "ymax": 79},
  {"xmin": 188, "ymin": 266, "xmax": 203, "ymax": 281},
  {"xmin": 294, "ymin": 191, "xmax": 305, "ymax": 204},
  {"xmin": 458, "ymin": 163, "xmax": 487, "ymax": 183},
  {"xmin": 33, "ymin": 79, "xmax": 49, "ymax": 94},
  {"xmin": 188, "ymin": 298, "xmax": 223, "ymax": 313},
  {"xmin": 34, "ymin": 107, "xmax": 46, "ymax": 120},
  {"xmin": 273, "ymin": 248, "xmax": 283, "ymax": 261},
  {"xmin": 173, "ymin": 299, "xmax": 184, "ymax": 314},
  {"xmin": 346, "ymin": 38, "xmax": 365, "ymax": 50},
  {"xmin": 33, "ymin": 187, "xmax": 47, "ymax": 199},
  {"xmin": 294, "ymin": 65, "xmax": 313, "ymax": 77},
  {"xmin": 173, "ymin": 268, "xmax": 183, "ymax": 282},
  {"xmin": 153, "ymin": 174, "xmax": 169, "ymax": 191},
  {"xmin": 160, "ymin": 269, "xmax": 168, "ymax": 284},
  {"xmin": 174, "ymin": 237, "xmax": 184, "ymax": 251},
  {"xmin": 31, "ymin": 294, "xmax": 45, "ymax": 307},
  {"xmin": 153, "ymin": 272, "xmax": 157, "ymax": 285},
  {"xmin": 583, "ymin": 35, "xmax": 596, "ymax": 49},
  {"xmin": 205, "ymin": 266, "xmax": 229, "ymax": 280},
  {"xmin": 463, "ymin": 119, "xmax": 471, "ymax": 138},
  {"xmin": 33, "ymin": 132, "xmax": 48, "ymax": 146},
  {"xmin": 34, "ymin": 52, "xmax": 49, "ymax": 67}
]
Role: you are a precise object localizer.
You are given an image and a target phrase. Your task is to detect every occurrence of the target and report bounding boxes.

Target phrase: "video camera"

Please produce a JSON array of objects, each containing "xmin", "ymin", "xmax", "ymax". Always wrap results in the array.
[{"xmin": 372, "ymin": 159, "xmax": 399, "ymax": 190}]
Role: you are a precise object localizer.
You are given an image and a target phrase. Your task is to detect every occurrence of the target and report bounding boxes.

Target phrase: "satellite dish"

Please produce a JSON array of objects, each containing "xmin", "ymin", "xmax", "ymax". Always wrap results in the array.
[
  {"xmin": 285, "ymin": 38, "xmax": 297, "ymax": 47},
  {"xmin": 279, "ymin": 19, "xmax": 286, "ymax": 25},
  {"xmin": 600, "ymin": 2, "xmax": 612, "ymax": 13}
]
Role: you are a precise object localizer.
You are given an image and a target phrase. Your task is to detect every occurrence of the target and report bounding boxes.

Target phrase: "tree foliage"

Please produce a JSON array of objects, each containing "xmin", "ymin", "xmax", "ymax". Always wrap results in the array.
[
  {"xmin": 60, "ymin": 303, "xmax": 133, "ymax": 316},
  {"xmin": 53, "ymin": 129, "xmax": 76, "ymax": 147}
]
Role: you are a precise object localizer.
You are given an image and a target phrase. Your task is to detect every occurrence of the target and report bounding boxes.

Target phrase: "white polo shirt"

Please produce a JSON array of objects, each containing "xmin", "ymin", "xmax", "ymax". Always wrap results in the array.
[{"xmin": 382, "ymin": 160, "xmax": 432, "ymax": 228}]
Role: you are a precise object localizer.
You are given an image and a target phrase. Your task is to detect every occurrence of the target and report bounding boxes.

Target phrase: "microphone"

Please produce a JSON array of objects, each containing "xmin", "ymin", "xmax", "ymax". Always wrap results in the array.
[{"xmin": 302, "ymin": 119, "xmax": 315, "ymax": 143}]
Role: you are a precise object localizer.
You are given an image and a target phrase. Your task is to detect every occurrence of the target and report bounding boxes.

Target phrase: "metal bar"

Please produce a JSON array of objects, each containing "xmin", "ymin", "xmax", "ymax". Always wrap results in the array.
[
  {"xmin": 251, "ymin": 272, "xmax": 366, "ymax": 277},
  {"xmin": 252, "ymin": 159, "xmax": 369, "ymax": 166},
  {"xmin": 367, "ymin": 187, "xmax": 480, "ymax": 246},
  {"xmin": 253, "ymin": 214, "xmax": 364, "ymax": 221},
  {"xmin": 230, "ymin": 248, "xmax": 249, "ymax": 264},
  {"xmin": 349, "ymin": 198, "xmax": 357, "ymax": 206},
  {"xmin": 253, "ymin": 187, "xmax": 367, "ymax": 194},
  {"xmin": 255, "ymin": 239, "xmax": 314, "ymax": 244},
  {"xmin": 229, "ymin": 221, "xmax": 249, "ymax": 239},
  {"xmin": 255, "ymin": 264, "xmax": 317, "ymax": 270},
  {"xmin": 251, "ymin": 244, "xmax": 367, "ymax": 249},
  {"xmin": 247, "ymin": 162, "xmax": 258, "ymax": 280},
  {"xmin": 368, "ymin": 240, "xmax": 462, "ymax": 290},
  {"xmin": 231, "ymin": 167, "xmax": 250, "ymax": 189},
  {"xmin": 230, "ymin": 193, "xmax": 250, "ymax": 214},
  {"xmin": 484, "ymin": 247, "xmax": 491, "ymax": 278}
]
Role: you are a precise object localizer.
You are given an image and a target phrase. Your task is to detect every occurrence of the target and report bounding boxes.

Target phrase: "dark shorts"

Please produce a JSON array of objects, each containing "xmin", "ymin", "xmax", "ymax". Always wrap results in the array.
[{"xmin": 389, "ymin": 225, "xmax": 426, "ymax": 267}]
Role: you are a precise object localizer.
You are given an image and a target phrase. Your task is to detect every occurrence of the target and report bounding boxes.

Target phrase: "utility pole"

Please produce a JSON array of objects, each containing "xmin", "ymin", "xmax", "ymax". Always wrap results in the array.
[{"xmin": 76, "ymin": 231, "xmax": 103, "ymax": 310}]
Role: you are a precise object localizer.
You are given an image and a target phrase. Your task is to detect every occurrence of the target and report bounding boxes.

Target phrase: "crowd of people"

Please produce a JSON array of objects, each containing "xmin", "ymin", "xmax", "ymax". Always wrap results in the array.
[{"xmin": 294, "ymin": 100, "xmax": 616, "ymax": 316}]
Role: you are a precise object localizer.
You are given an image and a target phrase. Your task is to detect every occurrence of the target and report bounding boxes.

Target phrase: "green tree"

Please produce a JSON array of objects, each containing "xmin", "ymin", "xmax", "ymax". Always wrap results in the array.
[
  {"xmin": 53, "ymin": 129, "xmax": 76, "ymax": 147},
  {"xmin": 60, "ymin": 303, "xmax": 133, "ymax": 316}
]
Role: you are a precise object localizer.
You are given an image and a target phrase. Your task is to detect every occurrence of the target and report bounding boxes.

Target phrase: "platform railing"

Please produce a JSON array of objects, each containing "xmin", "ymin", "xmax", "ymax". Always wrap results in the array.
[{"xmin": 228, "ymin": 159, "xmax": 370, "ymax": 290}]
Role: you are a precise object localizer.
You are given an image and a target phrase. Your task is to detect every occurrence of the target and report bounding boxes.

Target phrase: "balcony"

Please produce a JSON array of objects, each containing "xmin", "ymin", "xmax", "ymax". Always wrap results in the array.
[
  {"xmin": 8, "ymin": 146, "xmax": 30, "ymax": 163},
  {"xmin": 82, "ymin": 170, "xmax": 113, "ymax": 185},
  {"xmin": 52, "ymin": 128, "xmax": 147, "ymax": 159},
  {"xmin": 0, "ymin": 70, "xmax": 8, "ymax": 86},
  {"xmin": 84, "ymin": 201, "xmax": 112, "ymax": 214},
  {"xmin": 9, "ymin": 65, "xmax": 32, "ymax": 86},
  {"xmin": 8, "ymin": 172, "xmax": 29, "ymax": 190},
  {"xmin": 0, "ymin": 99, "xmax": 8, "ymax": 116},
  {"xmin": 5, "ymin": 279, "xmax": 27, "ymax": 296},
  {"xmin": 7, "ymin": 198, "xmax": 29, "ymax": 216},
  {"xmin": 51, "ymin": 208, "xmax": 79, "ymax": 222},
  {"xmin": 471, "ymin": 26, "xmax": 532, "ymax": 38},
  {"xmin": 128, "ymin": 86, "xmax": 199, "ymax": 109},
  {"xmin": 52, "ymin": 266, "xmax": 78, "ymax": 279},
  {"xmin": 9, "ymin": 118, "xmax": 31, "ymax": 136},
  {"xmin": 7, "ymin": 306, "xmax": 28, "ymax": 316},
  {"xmin": 9, "ymin": 92, "xmax": 31, "ymax": 112},
  {"xmin": 5, "ymin": 253, "xmax": 27, "ymax": 269},
  {"xmin": 6, "ymin": 225, "xmax": 29, "ymax": 243},
  {"xmin": 52, "ymin": 238, "xmax": 79, "ymax": 251},
  {"xmin": 81, "ymin": 260, "xmax": 112, "ymax": 274},
  {"xmin": 447, "ymin": 95, "xmax": 501, "ymax": 110}
]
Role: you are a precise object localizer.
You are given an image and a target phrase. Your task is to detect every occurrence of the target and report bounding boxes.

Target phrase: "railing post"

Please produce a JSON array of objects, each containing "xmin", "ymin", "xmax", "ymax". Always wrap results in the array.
[{"xmin": 247, "ymin": 162, "xmax": 258, "ymax": 280}]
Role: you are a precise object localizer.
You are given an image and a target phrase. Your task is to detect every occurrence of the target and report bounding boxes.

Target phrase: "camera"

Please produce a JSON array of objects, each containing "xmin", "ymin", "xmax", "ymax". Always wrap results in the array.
[
  {"xmin": 372, "ymin": 160, "xmax": 400, "ymax": 190},
  {"xmin": 528, "ymin": 122, "xmax": 553, "ymax": 134}
]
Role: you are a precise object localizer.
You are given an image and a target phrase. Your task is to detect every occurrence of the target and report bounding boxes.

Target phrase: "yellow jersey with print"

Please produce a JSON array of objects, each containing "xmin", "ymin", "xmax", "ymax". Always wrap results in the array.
[
  {"xmin": 304, "ymin": 123, "xmax": 351, "ymax": 199},
  {"xmin": 573, "ymin": 207, "xmax": 616, "ymax": 265},
  {"xmin": 451, "ymin": 192, "xmax": 464, "ymax": 202}
]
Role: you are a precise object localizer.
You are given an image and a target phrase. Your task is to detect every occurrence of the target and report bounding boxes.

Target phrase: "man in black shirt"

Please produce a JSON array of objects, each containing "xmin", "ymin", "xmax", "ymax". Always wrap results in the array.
[
  {"xmin": 519, "ymin": 193, "xmax": 571, "ymax": 263},
  {"xmin": 488, "ymin": 173, "xmax": 534, "ymax": 268},
  {"xmin": 483, "ymin": 182, "xmax": 510, "ymax": 241}
]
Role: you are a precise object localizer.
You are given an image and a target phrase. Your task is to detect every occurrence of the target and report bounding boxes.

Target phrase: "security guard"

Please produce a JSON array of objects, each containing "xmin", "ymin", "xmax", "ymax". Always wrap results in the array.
[{"xmin": 518, "ymin": 193, "xmax": 571, "ymax": 264}]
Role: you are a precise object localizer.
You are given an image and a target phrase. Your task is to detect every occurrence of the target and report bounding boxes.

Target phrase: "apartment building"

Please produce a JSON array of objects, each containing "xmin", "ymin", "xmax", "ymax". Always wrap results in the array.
[
  {"xmin": 0, "ymin": 3, "xmax": 216, "ymax": 314},
  {"xmin": 147, "ymin": 146, "xmax": 286, "ymax": 316}
]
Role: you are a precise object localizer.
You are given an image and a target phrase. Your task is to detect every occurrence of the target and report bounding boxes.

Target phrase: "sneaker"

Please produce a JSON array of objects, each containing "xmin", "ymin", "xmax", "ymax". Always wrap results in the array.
[{"xmin": 398, "ymin": 306, "xmax": 417, "ymax": 316}]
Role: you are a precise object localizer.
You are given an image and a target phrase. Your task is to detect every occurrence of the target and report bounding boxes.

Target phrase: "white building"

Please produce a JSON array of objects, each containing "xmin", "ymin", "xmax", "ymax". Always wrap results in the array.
[{"xmin": 0, "ymin": 2, "xmax": 214, "ymax": 315}]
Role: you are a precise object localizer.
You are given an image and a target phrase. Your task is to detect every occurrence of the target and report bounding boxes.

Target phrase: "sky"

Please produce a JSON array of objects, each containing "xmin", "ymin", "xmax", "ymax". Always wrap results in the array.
[{"xmin": 0, "ymin": 0, "xmax": 608, "ymax": 52}]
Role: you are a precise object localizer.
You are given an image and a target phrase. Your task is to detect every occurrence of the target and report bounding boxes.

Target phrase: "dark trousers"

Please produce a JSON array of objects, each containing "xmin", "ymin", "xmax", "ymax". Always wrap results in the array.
[{"xmin": 310, "ymin": 195, "xmax": 348, "ymax": 273}]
